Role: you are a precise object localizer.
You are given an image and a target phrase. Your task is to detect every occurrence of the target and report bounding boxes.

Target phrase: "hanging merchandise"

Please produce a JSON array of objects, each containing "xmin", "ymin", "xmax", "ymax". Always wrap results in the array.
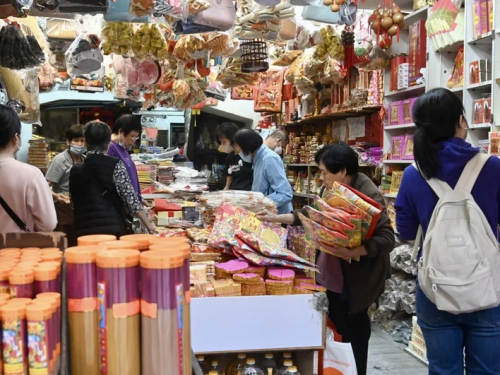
[
  {"xmin": 57, "ymin": 0, "xmax": 107, "ymax": 14},
  {"xmin": 101, "ymin": 22, "xmax": 134, "ymax": 56},
  {"xmin": 129, "ymin": 0, "xmax": 155, "ymax": 17},
  {"xmin": 65, "ymin": 33, "xmax": 103, "ymax": 76},
  {"xmin": 368, "ymin": 2, "xmax": 405, "ymax": 49},
  {"xmin": 105, "ymin": 0, "xmax": 151, "ymax": 22},
  {"xmin": 217, "ymin": 58, "xmax": 259, "ymax": 88},
  {"xmin": 0, "ymin": 21, "xmax": 45, "ymax": 70},
  {"xmin": 132, "ymin": 24, "xmax": 169, "ymax": 59},
  {"xmin": 302, "ymin": 4, "xmax": 340, "ymax": 24},
  {"xmin": 240, "ymin": 39, "xmax": 269, "ymax": 73},
  {"xmin": 191, "ymin": 0, "xmax": 236, "ymax": 32},
  {"xmin": 323, "ymin": 0, "xmax": 357, "ymax": 26},
  {"xmin": 0, "ymin": 0, "xmax": 30, "ymax": 18},
  {"xmin": 341, "ymin": 26, "xmax": 355, "ymax": 77},
  {"xmin": 426, "ymin": 0, "xmax": 464, "ymax": 52},
  {"xmin": 446, "ymin": 45, "xmax": 464, "ymax": 89},
  {"xmin": 254, "ymin": 69, "xmax": 284, "ymax": 112}
]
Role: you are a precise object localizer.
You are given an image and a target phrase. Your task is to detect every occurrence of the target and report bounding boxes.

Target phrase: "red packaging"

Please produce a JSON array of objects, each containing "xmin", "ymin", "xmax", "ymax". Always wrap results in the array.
[
  {"xmin": 254, "ymin": 70, "xmax": 284, "ymax": 113},
  {"xmin": 408, "ymin": 20, "xmax": 427, "ymax": 87},
  {"xmin": 390, "ymin": 54, "xmax": 408, "ymax": 92}
]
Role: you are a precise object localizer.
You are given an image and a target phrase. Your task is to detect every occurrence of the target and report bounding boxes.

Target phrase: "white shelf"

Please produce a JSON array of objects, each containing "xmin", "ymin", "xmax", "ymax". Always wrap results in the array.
[
  {"xmin": 468, "ymin": 31, "xmax": 494, "ymax": 45},
  {"xmin": 469, "ymin": 123, "xmax": 491, "ymax": 129},
  {"xmin": 294, "ymin": 192, "xmax": 315, "ymax": 198},
  {"xmin": 403, "ymin": 5, "xmax": 428, "ymax": 29},
  {"xmin": 385, "ymin": 84, "xmax": 426, "ymax": 98},
  {"xmin": 383, "ymin": 160, "xmax": 414, "ymax": 165},
  {"xmin": 450, "ymin": 87, "xmax": 464, "ymax": 93},
  {"xmin": 384, "ymin": 123, "xmax": 416, "ymax": 130},
  {"xmin": 191, "ymin": 294, "xmax": 326, "ymax": 354},
  {"xmin": 467, "ymin": 80, "xmax": 492, "ymax": 90},
  {"xmin": 383, "ymin": 193, "xmax": 398, "ymax": 198}
]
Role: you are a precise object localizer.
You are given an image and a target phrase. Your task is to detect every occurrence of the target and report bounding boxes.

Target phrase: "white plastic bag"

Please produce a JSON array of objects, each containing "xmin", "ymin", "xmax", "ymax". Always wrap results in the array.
[{"xmin": 324, "ymin": 328, "xmax": 358, "ymax": 375}]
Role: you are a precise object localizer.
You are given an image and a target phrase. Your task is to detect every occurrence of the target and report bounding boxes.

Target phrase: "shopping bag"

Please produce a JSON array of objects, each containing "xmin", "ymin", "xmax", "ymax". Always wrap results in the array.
[{"xmin": 324, "ymin": 327, "xmax": 358, "ymax": 375}]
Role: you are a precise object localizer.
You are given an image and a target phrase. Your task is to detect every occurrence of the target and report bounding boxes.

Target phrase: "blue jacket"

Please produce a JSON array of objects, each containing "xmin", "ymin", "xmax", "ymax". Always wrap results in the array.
[
  {"xmin": 395, "ymin": 137, "xmax": 500, "ymax": 240},
  {"xmin": 252, "ymin": 145, "xmax": 293, "ymax": 215}
]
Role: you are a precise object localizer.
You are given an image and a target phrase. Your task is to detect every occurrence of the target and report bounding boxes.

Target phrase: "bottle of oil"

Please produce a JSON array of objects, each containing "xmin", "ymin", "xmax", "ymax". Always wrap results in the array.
[
  {"xmin": 197, "ymin": 355, "xmax": 210, "ymax": 374},
  {"xmin": 242, "ymin": 358, "xmax": 264, "ymax": 375},
  {"xmin": 261, "ymin": 353, "xmax": 278, "ymax": 375},
  {"xmin": 228, "ymin": 353, "xmax": 247, "ymax": 375},
  {"xmin": 211, "ymin": 360, "xmax": 225, "ymax": 375},
  {"xmin": 276, "ymin": 359, "xmax": 293, "ymax": 375}
]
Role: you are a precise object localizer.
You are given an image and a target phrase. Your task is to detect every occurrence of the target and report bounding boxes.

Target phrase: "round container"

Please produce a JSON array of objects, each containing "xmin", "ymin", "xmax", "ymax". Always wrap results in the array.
[
  {"xmin": 390, "ymin": 53, "xmax": 408, "ymax": 92},
  {"xmin": 140, "ymin": 251, "xmax": 185, "ymax": 375},
  {"xmin": 148, "ymin": 237, "xmax": 189, "ymax": 248},
  {"xmin": 120, "ymin": 234, "xmax": 154, "ymax": 251},
  {"xmin": 36, "ymin": 293, "xmax": 61, "ymax": 373},
  {"xmin": 41, "ymin": 252, "xmax": 63, "ymax": 263},
  {"xmin": 34, "ymin": 264, "xmax": 59, "ymax": 295},
  {"xmin": 1, "ymin": 304, "xmax": 27, "ymax": 374},
  {"xmin": 41, "ymin": 248, "xmax": 61, "ymax": 254},
  {"xmin": 97, "ymin": 250, "xmax": 140, "ymax": 375},
  {"xmin": 6, "ymin": 298, "xmax": 32, "ymax": 307},
  {"xmin": 99, "ymin": 240, "xmax": 140, "ymax": 251},
  {"xmin": 26, "ymin": 302, "xmax": 53, "ymax": 374},
  {"xmin": 65, "ymin": 246, "xmax": 103, "ymax": 375},
  {"xmin": 0, "ymin": 292, "xmax": 10, "ymax": 302},
  {"xmin": 0, "ymin": 267, "xmax": 12, "ymax": 294},
  {"xmin": 77, "ymin": 235, "xmax": 116, "ymax": 246},
  {"xmin": 0, "ymin": 248, "xmax": 20, "ymax": 253},
  {"xmin": 9, "ymin": 269, "xmax": 34, "ymax": 298},
  {"xmin": 21, "ymin": 248, "xmax": 40, "ymax": 252}
]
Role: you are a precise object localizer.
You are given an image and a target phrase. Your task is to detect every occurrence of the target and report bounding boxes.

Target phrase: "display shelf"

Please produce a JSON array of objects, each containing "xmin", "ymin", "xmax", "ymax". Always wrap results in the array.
[
  {"xmin": 450, "ymin": 86, "xmax": 464, "ymax": 93},
  {"xmin": 470, "ymin": 123, "xmax": 492, "ymax": 129},
  {"xmin": 468, "ymin": 31, "xmax": 494, "ymax": 45},
  {"xmin": 436, "ymin": 41, "xmax": 464, "ymax": 53},
  {"xmin": 383, "ymin": 160, "xmax": 414, "ymax": 165},
  {"xmin": 142, "ymin": 193, "xmax": 175, "ymax": 199},
  {"xmin": 384, "ymin": 123, "xmax": 416, "ymax": 130},
  {"xmin": 384, "ymin": 84, "xmax": 426, "ymax": 99},
  {"xmin": 405, "ymin": 348, "xmax": 429, "ymax": 367},
  {"xmin": 294, "ymin": 192, "xmax": 315, "ymax": 198},
  {"xmin": 402, "ymin": 5, "xmax": 428, "ymax": 29},
  {"xmin": 191, "ymin": 294, "xmax": 326, "ymax": 354},
  {"xmin": 466, "ymin": 80, "xmax": 493, "ymax": 90},
  {"xmin": 285, "ymin": 106, "xmax": 381, "ymax": 126},
  {"xmin": 383, "ymin": 193, "xmax": 398, "ymax": 198}
]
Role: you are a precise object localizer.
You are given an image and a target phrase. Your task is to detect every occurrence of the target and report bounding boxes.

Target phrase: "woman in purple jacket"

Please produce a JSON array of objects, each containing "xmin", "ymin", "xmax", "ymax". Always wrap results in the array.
[
  {"xmin": 395, "ymin": 88, "xmax": 500, "ymax": 374},
  {"xmin": 107, "ymin": 114, "xmax": 142, "ymax": 202}
]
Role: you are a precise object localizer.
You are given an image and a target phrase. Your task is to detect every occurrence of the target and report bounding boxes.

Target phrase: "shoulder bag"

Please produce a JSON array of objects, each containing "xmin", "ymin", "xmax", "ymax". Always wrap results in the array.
[{"xmin": 0, "ymin": 195, "xmax": 29, "ymax": 232}]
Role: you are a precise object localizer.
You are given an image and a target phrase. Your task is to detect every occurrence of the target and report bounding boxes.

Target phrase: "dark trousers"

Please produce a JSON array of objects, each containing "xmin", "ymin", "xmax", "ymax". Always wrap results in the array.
[{"xmin": 327, "ymin": 290, "xmax": 371, "ymax": 375}]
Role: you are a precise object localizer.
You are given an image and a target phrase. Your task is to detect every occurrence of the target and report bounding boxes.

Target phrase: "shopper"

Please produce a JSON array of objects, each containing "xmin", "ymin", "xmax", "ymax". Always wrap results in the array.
[
  {"xmin": 395, "ymin": 88, "xmax": 500, "ymax": 374},
  {"xmin": 107, "ymin": 114, "xmax": 142, "ymax": 202},
  {"xmin": 233, "ymin": 128, "xmax": 293, "ymax": 215},
  {"xmin": 0, "ymin": 104, "xmax": 57, "ymax": 232},
  {"xmin": 264, "ymin": 129, "xmax": 287, "ymax": 155},
  {"xmin": 45, "ymin": 124, "xmax": 85, "ymax": 245},
  {"xmin": 217, "ymin": 122, "xmax": 253, "ymax": 191},
  {"xmin": 70, "ymin": 121, "xmax": 155, "ymax": 237},
  {"xmin": 257, "ymin": 143, "xmax": 394, "ymax": 375}
]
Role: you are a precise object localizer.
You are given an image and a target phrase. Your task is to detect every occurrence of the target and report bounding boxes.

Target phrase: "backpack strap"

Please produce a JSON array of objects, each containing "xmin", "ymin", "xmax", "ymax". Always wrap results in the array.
[
  {"xmin": 455, "ymin": 153, "xmax": 490, "ymax": 194},
  {"xmin": 412, "ymin": 162, "xmax": 453, "ymax": 199},
  {"xmin": 412, "ymin": 225, "xmax": 422, "ymax": 261}
]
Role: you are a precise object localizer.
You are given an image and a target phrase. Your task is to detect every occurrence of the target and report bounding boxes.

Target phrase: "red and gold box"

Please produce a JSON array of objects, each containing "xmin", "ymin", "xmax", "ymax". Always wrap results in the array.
[{"xmin": 408, "ymin": 20, "xmax": 427, "ymax": 87}]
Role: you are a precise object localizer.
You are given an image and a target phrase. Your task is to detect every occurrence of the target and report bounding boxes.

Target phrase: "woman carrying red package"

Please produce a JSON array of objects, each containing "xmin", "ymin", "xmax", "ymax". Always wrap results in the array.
[{"xmin": 257, "ymin": 143, "xmax": 394, "ymax": 375}]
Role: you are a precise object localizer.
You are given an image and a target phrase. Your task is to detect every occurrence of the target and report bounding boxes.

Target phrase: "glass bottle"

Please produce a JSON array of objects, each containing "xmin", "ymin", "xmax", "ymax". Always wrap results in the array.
[
  {"xmin": 197, "ymin": 355, "xmax": 210, "ymax": 374},
  {"xmin": 228, "ymin": 353, "xmax": 247, "ymax": 375},
  {"xmin": 279, "ymin": 352, "xmax": 292, "ymax": 367},
  {"xmin": 276, "ymin": 360, "xmax": 293, "ymax": 375},
  {"xmin": 261, "ymin": 353, "xmax": 277, "ymax": 375},
  {"xmin": 242, "ymin": 358, "xmax": 264, "ymax": 375},
  {"xmin": 211, "ymin": 360, "xmax": 224, "ymax": 375}
]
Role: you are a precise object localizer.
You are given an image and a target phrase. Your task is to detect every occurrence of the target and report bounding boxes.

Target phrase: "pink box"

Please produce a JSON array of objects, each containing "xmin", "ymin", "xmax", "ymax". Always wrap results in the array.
[
  {"xmin": 402, "ymin": 98, "xmax": 417, "ymax": 124},
  {"xmin": 391, "ymin": 135, "xmax": 405, "ymax": 160},
  {"xmin": 388, "ymin": 101, "xmax": 402, "ymax": 126},
  {"xmin": 402, "ymin": 134, "xmax": 415, "ymax": 160}
]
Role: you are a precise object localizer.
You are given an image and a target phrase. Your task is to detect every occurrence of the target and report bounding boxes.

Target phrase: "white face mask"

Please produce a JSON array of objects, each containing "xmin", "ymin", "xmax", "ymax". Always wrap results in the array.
[
  {"xmin": 275, "ymin": 146, "xmax": 283, "ymax": 155},
  {"xmin": 239, "ymin": 152, "xmax": 252, "ymax": 163}
]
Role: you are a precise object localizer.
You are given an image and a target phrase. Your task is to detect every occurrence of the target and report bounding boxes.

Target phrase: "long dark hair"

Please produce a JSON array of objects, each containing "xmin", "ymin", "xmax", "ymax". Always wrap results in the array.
[{"xmin": 413, "ymin": 88, "xmax": 465, "ymax": 179}]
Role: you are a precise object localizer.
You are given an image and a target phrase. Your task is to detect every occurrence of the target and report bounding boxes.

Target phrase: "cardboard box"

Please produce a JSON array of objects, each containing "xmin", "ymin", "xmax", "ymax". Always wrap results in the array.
[
  {"xmin": 469, "ymin": 61, "xmax": 480, "ymax": 85},
  {"xmin": 408, "ymin": 340, "xmax": 428, "ymax": 361}
]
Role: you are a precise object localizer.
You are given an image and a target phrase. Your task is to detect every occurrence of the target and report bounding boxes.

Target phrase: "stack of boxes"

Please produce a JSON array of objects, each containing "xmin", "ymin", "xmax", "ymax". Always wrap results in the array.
[
  {"xmin": 472, "ymin": 0, "xmax": 493, "ymax": 39},
  {"xmin": 408, "ymin": 316, "xmax": 427, "ymax": 362},
  {"xmin": 469, "ymin": 59, "xmax": 492, "ymax": 85},
  {"xmin": 472, "ymin": 95, "xmax": 492, "ymax": 127}
]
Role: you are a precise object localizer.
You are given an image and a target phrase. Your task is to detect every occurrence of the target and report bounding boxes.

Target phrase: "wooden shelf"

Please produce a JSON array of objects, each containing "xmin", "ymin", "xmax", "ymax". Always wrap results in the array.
[
  {"xmin": 384, "ymin": 123, "xmax": 416, "ymax": 130},
  {"xmin": 383, "ymin": 160, "xmax": 414, "ymax": 165},
  {"xmin": 285, "ymin": 106, "xmax": 381, "ymax": 126}
]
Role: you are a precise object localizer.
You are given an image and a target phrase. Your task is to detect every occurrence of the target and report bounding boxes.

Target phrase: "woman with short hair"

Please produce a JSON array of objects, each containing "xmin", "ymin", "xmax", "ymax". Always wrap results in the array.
[
  {"xmin": 233, "ymin": 128, "xmax": 293, "ymax": 214},
  {"xmin": 0, "ymin": 105, "xmax": 56, "ymax": 232},
  {"xmin": 70, "ymin": 121, "xmax": 155, "ymax": 237}
]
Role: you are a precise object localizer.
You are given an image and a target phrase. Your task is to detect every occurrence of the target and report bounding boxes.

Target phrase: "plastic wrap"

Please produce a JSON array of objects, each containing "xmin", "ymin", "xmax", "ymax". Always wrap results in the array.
[
  {"xmin": 65, "ymin": 33, "xmax": 103, "ymax": 78},
  {"xmin": 105, "ymin": 0, "xmax": 150, "ymax": 22},
  {"xmin": 33, "ymin": 264, "xmax": 58, "ymax": 295},
  {"xmin": 35, "ymin": 293, "xmax": 61, "ymax": 374},
  {"xmin": 0, "ymin": 304, "xmax": 27, "ymax": 375},
  {"xmin": 0, "ymin": 22, "xmax": 45, "ymax": 70},
  {"xmin": 140, "ymin": 250, "xmax": 185, "ymax": 374},
  {"xmin": 26, "ymin": 302, "xmax": 52, "ymax": 374},
  {"xmin": 39, "ymin": 62, "xmax": 57, "ymax": 92},
  {"xmin": 9, "ymin": 269, "xmax": 33, "ymax": 298},
  {"xmin": 101, "ymin": 22, "xmax": 134, "ymax": 55},
  {"xmin": 96, "ymin": 250, "xmax": 141, "ymax": 375},
  {"xmin": 66, "ymin": 246, "xmax": 103, "ymax": 375},
  {"xmin": 132, "ymin": 24, "xmax": 168, "ymax": 59},
  {"xmin": 130, "ymin": 0, "xmax": 154, "ymax": 17},
  {"xmin": 45, "ymin": 18, "xmax": 79, "ymax": 40}
]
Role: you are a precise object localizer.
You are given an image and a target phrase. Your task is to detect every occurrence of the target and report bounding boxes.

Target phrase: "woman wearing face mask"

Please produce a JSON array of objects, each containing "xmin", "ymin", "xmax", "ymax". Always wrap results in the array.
[
  {"xmin": 395, "ymin": 88, "xmax": 500, "ymax": 374},
  {"xmin": 0, "ymin": 105, "xmax": 57, "ymax": 232},
  {"xmin": 45, "ymin": 124, "xmax": 85, "ymax": 244},
  {"xmin": 233, "ymin": 128, "xmax": 293, "ymax": 215},
  {"xmin": 107, "ymin": 114, "xmax": 143, "ymax": 202},
  {"xmin": 217, "ymin": 122, "xmax": 253, "ymax": 191},
  {"xmin": 257, "ymin": 143, "xmax": 394, "ymax": 375}
]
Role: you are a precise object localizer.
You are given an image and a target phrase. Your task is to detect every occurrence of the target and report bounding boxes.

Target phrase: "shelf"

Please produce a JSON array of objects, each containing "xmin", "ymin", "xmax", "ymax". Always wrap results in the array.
[
  {"xmin": 466, "ymin": 81, "xmax": 492, "ymax": 90},
  {"xmin": 383, "ymin": 160, "xmax": 414, "ymax": 164},
  {"xmin": 402, "ymin": 5, "xmax": 428, "ymax": 29},
  {"xmin": 385, "ymin": 84, "xmax": 426, "ymax": 99},
  {"xmin": 436, "ymin": 41, "xmax": 464, "ymax": 53},
  {"xmin": 191, "ymin": 294, "xmax": 326, "ymax": 354},
  {"xmin": 384, "ymin": 123, "xmax": 416, "ymax": 130},
  {"xmin": 383, "ymin": 193, "xmax": 398, "ymax": 198},
  {"xmin": 450, "ymin": 86, "xmax": 464, "ymax": 93},
  {"xmin": 293, "ymin": 192, "xmax": 315, "ymax": 198},
  {"xmin": 285, "ymin": 106, "xmax": 381, "ymax": 126},
  {"xmin": 405, "ymin": 348, "xmax": 429, "ymax": 367},
  {"xmin": 469, "ymin": 123, "xmax": 491, "ymax": 129},
  {"xmin": 468, "ymin": 31, "xmax": 494, "ymax": 45}
]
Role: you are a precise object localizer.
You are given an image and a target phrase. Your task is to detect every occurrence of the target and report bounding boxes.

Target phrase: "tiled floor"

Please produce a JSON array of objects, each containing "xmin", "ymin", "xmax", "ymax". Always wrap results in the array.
[{"xmin": 367, "ymin": 326, "xmax": 427, "ymax": 375}]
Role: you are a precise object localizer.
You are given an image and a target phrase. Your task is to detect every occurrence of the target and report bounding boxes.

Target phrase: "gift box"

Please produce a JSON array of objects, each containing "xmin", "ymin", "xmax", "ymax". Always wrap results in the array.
[
  {"xmin": 402, "ymin": 98, "xmax": 417, "ymax": 124},
  {"xmin": 391, "ymin": 135, "xmax": 405, "ymax": 160},
  {"xmin": 388, "ymin": 101, "xmax": 402, "ymax": 126},
  {"xmin": 402, "ymin": 134, "xmax": 415, "ymax": 160},
  {"xmin": 254, "ymin": 70, "xmax": 284, "ymax": 113},
  {"xmin": 408, "ymin": 20, "xmax": 427, "ymax": 87}
]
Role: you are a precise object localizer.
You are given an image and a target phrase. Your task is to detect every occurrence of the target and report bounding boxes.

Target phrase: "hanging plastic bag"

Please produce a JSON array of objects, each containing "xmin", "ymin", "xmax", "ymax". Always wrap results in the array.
[
  {"xmin": 65, "ymin": 33, "xmax": 103, "ymax": 77},
  {"xmin": 130, "ymin": 0, "xmax": 154, "ymax": 17},
  {"xmin": 101, "ymin": 21, "xmax": 134, "ymax": 55},
  {"xmin": 106, "ymin": 0, "xmax": 151, "ymax": 22},
  {"xmin": 324, "ymin": 327, "xmax": 358, "ymax": 375}
]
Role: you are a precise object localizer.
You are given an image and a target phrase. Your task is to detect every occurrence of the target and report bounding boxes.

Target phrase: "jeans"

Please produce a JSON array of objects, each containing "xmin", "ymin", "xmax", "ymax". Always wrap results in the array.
[
  {"xmin": 327, "ymin": 290, "xmax": 371, "ymax": 375},
  {"xmin": 416, "ymin": 286, "xmax": 500, "ymax": 375}
]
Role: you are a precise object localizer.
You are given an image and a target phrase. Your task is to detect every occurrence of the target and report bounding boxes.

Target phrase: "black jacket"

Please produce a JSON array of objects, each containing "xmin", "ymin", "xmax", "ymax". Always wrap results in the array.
[
  {"xmin": 70, "ymin": 153, "xmax": 128, "ymax": 238},
  {"xmin": 292, "ymin": 173, "xmax": 394, "ymax": 313}
]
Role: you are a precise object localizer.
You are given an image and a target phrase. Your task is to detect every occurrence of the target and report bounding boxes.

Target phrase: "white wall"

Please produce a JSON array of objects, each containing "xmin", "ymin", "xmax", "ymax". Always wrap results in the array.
[
  {"xmin": 18, "ymin": 122, "xmax": 33, "ymax": 163},
  {"xmin": 201, "ymin": 96, "xmax": 261, "ymax": 128}
]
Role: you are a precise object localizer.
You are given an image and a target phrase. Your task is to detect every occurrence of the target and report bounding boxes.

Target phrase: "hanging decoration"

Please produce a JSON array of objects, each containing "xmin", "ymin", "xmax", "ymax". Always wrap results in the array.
[
  {"xmin": 368, "ymin": 2, "xmax": 405, "ymax": 49},
  {"xmin": 341, "ymin": 26, "xmax": 355, "ymax": 78}
]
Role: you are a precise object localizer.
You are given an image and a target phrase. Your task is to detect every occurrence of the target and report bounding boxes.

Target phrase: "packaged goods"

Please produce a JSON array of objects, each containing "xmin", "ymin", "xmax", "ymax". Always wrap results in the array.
[
  {"xmin": 1, "ymin": 304, "xmax": 27, "ymax": 375},
  {"xmin": 262, "ymin": 353, "xmax": 278, "ymax": 374},
  {"xmin": 77, "ymin": 235, "xmax": 117, "ymax": 246},
  {"xmin": 277, "ymin": 359, "xmax": 293, "ymax": 374},
  {"xmin": 99, "ymin": 240, "xmax": 140, "ymax": 250},
  {"xmin": 120, "ymin": 234, "xmax": 154, "ymax": 251},
  {"xmin": 33, "ymin": 263, "xmax": 58, "ymax": 294},
  {"xmin": 97, "ymin": 250, "xmax": 141, "ymax": 375},
  {"xmin": 197, "ymin": 355, "xmax": 210, "ymax": 374},
  {"xmin": 9, "ymin": 269, "xmax": 34, "ymax": 298},
  {"xmin": 243, "ymin": 358, "xmax": 264, "ymax": 375},
  {"xmin": 36, "ymin": 293, "xmax": 62, "ymax": 373},
  {"xmin": 140, "ymin": 250, "xmax": 185, "ymax": 375},
  {"xmin": 66, "ymin": 246, "xmax": 103, "ymax": 375},
  {"xmin": 228, "ymin": 353, "xmax": 247, "ymax": 375},
  {"xmin": 26, "ymin": 302, "xmax": 52, "ymax": 375}
]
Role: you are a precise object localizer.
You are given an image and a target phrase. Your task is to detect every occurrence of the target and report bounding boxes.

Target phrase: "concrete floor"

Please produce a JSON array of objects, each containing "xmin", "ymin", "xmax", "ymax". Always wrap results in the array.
[{"xmin": 367, "ymin": 326, "xmax": 427, "ymax": 375}]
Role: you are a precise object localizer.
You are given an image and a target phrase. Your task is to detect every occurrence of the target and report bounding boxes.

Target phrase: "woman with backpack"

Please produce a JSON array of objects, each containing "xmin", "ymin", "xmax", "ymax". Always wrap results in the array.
[{"xmin": 395, "ymin": 88, "xmax": 500, "ymax": 374}]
